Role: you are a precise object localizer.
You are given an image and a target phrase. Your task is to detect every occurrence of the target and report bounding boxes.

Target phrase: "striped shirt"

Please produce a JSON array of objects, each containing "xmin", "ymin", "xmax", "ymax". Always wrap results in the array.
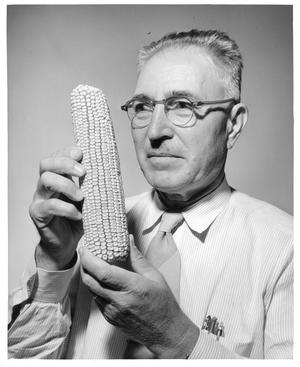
[{"xmin": 8, "ymin": 179, "xmax": 293, "ymax": 358}]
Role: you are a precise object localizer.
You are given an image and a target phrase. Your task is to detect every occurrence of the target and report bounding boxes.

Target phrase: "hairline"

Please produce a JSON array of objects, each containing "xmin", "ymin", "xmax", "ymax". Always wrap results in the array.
[{"xmin": 137, "ymin": 32, "xmax": 242, "ymax": 100}]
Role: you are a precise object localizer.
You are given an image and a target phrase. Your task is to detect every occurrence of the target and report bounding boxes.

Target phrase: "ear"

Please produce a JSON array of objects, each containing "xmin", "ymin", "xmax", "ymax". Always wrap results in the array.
[{"xmin": 226, "ymin": 103, "xmax": 248, "ymax": 149}]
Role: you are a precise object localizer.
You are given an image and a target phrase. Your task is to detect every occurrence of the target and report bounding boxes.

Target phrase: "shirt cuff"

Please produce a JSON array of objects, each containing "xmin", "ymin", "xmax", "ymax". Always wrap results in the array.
[
  {"xmin": 188, "ymin": 330, "xmax": 243, "ymax": 359},
  {"xmin": 31, "ymin": 252, "xmax": 79, "ymax": 303}
]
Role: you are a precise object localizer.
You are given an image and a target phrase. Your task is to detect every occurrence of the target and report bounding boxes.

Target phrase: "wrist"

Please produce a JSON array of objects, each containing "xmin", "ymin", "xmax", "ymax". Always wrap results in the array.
[
  {"xmin": 35, "ymin": 241, "xmax": 77, "ymax": 271},
  {"xmin": 151, "ymin": 311, "xmax": 200, "ymax": 359}
]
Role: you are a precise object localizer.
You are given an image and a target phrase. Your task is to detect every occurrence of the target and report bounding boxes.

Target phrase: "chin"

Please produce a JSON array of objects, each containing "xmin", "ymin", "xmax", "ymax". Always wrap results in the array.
[{"xmin": 144, "ymin": 171, "xmax": 188, "ymax": 194}]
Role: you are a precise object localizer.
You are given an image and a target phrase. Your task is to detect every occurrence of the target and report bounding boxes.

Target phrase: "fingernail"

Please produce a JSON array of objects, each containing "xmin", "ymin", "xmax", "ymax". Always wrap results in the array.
[
  {"xmin": 70, "ymin": 147, "xmax": 81, "ymax": 159},
  {"xmin": 74, "ymin": 164, "xmax": 85, "ymax": 175},
  {"xmin": 129, "ymin": 234, "xmax": 135, "ymax": 246},
  {"xmin": 76, "ymin": 190, "xmax": 84, "ymax": 201}
]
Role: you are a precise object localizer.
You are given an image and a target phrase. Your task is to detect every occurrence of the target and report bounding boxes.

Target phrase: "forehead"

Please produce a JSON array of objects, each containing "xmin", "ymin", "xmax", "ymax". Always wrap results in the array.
[{"xmin": 135, "ymin": 46, "xmax": 225, "ymax": 100}]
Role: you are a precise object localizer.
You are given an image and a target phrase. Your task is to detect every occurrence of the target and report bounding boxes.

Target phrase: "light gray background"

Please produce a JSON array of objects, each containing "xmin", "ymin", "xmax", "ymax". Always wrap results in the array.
[{"xmin": 8, "ymin": 5, "xmax": 293, "ymax": 292}]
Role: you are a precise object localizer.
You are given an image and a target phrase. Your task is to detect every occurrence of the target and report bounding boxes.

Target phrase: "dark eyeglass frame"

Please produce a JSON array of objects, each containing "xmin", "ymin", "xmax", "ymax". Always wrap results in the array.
[{"xmin": 121, "ymin": 95, "xmax": 239, "ymax": 128}]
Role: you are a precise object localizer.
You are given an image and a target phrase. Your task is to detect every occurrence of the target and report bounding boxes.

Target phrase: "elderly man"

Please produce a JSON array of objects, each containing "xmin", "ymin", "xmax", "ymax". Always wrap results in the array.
[{"xmin": 8, "ymin": 29, "xmax": 293, "ymax": 359}]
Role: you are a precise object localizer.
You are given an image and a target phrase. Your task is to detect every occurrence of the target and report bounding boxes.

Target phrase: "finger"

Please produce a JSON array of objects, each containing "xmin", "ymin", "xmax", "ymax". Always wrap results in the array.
[
  {"xmin": 33, "ymin": 198, "xmax": 82, "ymax": 222},
  {"xmin": 129, "ymin": 235, "xmax": 162, "ymax": 282},
  {"xmin": 79, "ymin": 246, "xmax": 138, "ymax": 291},
  {"xmin": 92, "ymin": 295, "xmax": 106, "ymax": 312},
  {"xmin": 51, "ymin": 146, "xmax": 83, "ymax": 162},
  {"xmin": 80, "ymin": 265, "xmax": 114, "ymax": 301},
  {"xmin": 36, "ymin": 171, "xmax": 84, "ymax": 201},
  {"xmin": 91, "ymin": 295, "xmax": 120, "ymax": 328},
  {"xmin": 39, "ymin": 156, "xmax": 86, "ymax": 177}
]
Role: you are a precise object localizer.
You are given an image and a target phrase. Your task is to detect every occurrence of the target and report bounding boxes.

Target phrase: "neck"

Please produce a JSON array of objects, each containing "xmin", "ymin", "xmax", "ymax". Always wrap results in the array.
[{"xmin": 157, "ymin": 173, "xmax": 225, "ymax": 211}]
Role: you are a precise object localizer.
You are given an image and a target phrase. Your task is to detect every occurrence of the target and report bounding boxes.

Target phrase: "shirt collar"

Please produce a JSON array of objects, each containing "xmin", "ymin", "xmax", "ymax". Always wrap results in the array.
[
  {"xmin": 182, "ymin": 179, "xmax": 232, "ymax": 234},
  {"xmin": 144, "ymin": 178, "xmax": 232, "ymax": 235}
]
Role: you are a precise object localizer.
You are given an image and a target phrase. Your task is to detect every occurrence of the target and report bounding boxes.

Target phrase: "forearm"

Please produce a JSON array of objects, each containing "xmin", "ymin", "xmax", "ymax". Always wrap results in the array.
[
  {"xmin": 8, "ymin": 249, "xmax": 79, "ymax": 358},
  {"xmin": 8, "ymin": 297, "xmax": 72, "ymax": 359}
]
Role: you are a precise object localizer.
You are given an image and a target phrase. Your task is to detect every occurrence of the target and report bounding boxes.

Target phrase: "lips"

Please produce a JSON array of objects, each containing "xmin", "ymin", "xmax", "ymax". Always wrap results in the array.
[{"xmin": 147, "ymin": 152, "xmax": 181, "ymax": 158}]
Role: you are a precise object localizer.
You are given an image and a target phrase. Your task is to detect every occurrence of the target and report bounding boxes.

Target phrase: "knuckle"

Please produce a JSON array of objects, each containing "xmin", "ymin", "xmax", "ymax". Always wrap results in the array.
[
  {"xmin": 58, "ymin": 157, "xmax": 74, "ymax": 172},
  {"xmin": 29, "ymin": 202, "xmax": 37, "ymax": 219},
  {"xmin": 39, "ymin": 157, "xmax": 49, "ymax": 174},
  {"xmin": 115, "ymin": 293, "xmax": 132, "ymax": 311},
  {"xmin": 105, "ymin": 303, "xmax": 116, "ymax": 316},
  {"xmin": 99, "ymin": 267, "xmax": 113, "ymax": 284},
  {"xmin": 60, "ymin": 177, "xmax": 70, "ymax": 192},
  {"xmin": 47, "ymin": 198, "xmax": 56, "ymax": 212},
  {"xmin": 68, "ymin": 204, "xmax": 78, "ymax": 216},
  {"xmin": 103, "ymin": 304, "xmax": 119, "ymax": 325},
  {"xmin": 40, "ymin": 171, "xmax": 51, "ymax": 185},
  {"xmin": 134, "ymin": 281, "xmax": 150, "ymax": 299}
]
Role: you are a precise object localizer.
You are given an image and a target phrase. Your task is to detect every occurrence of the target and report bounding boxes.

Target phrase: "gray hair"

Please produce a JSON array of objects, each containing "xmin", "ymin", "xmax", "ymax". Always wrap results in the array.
[{"xmin": 138, "ymin": 29, "xmax": 243, "ymax": 99}]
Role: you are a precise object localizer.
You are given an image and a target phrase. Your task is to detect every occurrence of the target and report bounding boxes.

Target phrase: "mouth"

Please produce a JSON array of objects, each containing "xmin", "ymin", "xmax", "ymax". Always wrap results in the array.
[
  {"xmin": 147, "ymin": 152, "xmax": 181, "ymax": 158},
  {"xmin": 146, "ymin": 153, "xmax": 182, "ymax": 168}
]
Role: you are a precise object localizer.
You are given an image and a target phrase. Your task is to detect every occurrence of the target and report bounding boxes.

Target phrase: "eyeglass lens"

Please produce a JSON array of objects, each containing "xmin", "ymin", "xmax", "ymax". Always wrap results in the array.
[{"xmin": 128, "ymin": 97, "xmax": 195, "ymax": 127}]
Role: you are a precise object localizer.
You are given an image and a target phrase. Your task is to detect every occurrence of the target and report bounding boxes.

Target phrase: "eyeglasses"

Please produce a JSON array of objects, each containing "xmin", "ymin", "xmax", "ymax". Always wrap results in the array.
[{"xmin": 121, "ymin": 95, "xmax": 238, "ymax": 129}]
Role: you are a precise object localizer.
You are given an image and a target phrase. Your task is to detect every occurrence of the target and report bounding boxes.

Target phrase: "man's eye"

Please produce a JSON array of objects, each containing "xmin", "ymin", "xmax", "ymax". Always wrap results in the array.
[
  {"xmin": 168, "ymin": 99, "xmax": 192, "ymax": 110},
  {"xmin": 133, "ymin": 102, "xmax": 152, "ymax": 113}
]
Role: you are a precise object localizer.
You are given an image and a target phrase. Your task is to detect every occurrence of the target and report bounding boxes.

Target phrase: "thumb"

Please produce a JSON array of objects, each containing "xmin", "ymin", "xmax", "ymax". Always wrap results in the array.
[{"xmin": 129, "ymin": 235, "xmax": 162, "ymax": 282}]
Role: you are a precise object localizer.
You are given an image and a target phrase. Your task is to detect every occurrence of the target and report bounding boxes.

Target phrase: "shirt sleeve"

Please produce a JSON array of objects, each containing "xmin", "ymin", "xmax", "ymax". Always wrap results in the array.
[
  {"xmin": 188, "ymin": 331, "xmax": 244, "ymax": 359},
  {"xmin": 8, "ymin": 248, "xmax": 80, "ymax": 359},
  {"xmin": 263, "ymin": 243, "xmax": 293, "ymax": 358}
]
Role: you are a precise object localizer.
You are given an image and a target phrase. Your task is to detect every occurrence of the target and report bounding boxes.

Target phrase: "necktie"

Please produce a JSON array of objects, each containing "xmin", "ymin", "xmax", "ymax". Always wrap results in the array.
[
  {"xmin": 124, "ymin": 211, "xmax": 184, "ymax": 359},
  {"xmin": 146, "ymin": 211, "xmax": 184, "ymax": 301}
]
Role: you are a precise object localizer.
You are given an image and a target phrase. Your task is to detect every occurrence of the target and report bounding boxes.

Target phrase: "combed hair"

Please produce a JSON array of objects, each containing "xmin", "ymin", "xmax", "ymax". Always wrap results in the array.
[{"xmin": 138, "ymin": 29, "xmax": 243, "ymax": 99}]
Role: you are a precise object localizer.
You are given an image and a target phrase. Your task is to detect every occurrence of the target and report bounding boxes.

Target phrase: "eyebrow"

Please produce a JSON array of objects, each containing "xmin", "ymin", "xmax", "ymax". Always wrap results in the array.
[
  {"xmin": 132, "ymin": 90, "xmax": 198, "ymax": 100},
  {"xmin": 169, "ymin": 90, "xmax": 197, "ymax": 100},
  {"xmin": 132, "ymin": 93, "xmax": 151, "ymax": 100}
]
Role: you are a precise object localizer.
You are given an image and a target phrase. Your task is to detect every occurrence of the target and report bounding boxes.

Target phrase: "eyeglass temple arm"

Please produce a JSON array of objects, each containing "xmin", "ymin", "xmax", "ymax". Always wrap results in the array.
[{"xmin": 193, "ymin": 98, "xmax": 239, "ymax": 107}]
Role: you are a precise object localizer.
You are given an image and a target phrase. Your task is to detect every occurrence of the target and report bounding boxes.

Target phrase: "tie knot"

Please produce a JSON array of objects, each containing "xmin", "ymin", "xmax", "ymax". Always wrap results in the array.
[{"xmin": 158, "ymin": 212, "xmax": 184, "ymax": 233}]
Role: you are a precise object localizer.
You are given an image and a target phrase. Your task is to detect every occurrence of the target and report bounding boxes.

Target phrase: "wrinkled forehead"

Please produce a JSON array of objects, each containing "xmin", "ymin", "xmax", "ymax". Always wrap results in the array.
[{"xmin": 135, "ymin": 46, "xmax": 226, "ymax": 100}]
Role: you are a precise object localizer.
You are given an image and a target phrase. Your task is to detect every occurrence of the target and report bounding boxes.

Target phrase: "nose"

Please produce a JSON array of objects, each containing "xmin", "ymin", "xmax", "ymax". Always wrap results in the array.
[{"xmin": 147, "ymin": 104, "xmax": 174, "ymax": 143}]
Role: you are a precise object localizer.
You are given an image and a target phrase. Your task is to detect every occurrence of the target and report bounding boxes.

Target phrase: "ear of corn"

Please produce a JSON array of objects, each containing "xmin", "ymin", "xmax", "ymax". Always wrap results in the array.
[{"xmin": 71, "ymin": 84, "xmax": 129, "ymax": 263}]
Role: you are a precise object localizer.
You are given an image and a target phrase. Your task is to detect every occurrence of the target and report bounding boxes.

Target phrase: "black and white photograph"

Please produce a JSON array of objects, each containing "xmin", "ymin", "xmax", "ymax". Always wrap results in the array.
[{"xmin": 5, "ymin": 3, "xmax": 294, "ymax": 360}]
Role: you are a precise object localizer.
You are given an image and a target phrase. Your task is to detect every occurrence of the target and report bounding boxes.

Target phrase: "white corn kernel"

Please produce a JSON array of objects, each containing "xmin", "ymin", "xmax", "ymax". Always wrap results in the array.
[{"xmin": 71, "ymin": 84, "xmax": 129, "ymax": 263}]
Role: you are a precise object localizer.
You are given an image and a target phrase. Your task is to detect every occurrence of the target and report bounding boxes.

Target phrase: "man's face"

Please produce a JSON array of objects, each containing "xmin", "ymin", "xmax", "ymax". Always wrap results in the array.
[{"xmin": 131, "ymin": 46, "xmax": 230, "ymax": 199}]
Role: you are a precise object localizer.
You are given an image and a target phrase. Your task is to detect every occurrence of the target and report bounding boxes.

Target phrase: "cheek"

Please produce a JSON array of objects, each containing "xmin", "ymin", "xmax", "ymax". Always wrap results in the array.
[
  {"xmin": 131, "ymin": 131, "xmax": 146, "ymax": 160},
  {"xmin": 186, "ymin": 123, "xmax": 227, "ymax": 173}
]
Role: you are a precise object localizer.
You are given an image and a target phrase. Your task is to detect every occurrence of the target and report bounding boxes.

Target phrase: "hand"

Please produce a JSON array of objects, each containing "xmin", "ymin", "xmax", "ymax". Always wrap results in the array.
[
  {"xmin": 79, "ymin": 237, "xmax": 199, "ymax": 359},
  {"xmin": 29, "ymin": 146, "xmax": 86, "ymax": 270}
]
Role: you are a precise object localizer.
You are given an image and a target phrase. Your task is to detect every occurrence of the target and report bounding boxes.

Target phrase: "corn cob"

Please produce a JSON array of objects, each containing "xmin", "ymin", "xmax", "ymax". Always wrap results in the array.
[{"xmin": 71, "ymin": 84, "xmax": 129, "ymax": 263}]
